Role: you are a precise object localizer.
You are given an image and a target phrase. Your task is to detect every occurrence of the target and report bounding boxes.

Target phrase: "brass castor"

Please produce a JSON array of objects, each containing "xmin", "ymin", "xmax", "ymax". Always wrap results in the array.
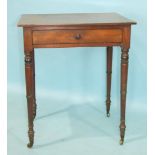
[
  {"xmin": 119, "ymin": 139, "xmax": 124, "ymax": 145},
  {"xmin": 107, "ymin": 113, "xmax": 110, "ymax": 117},
  {"xmin": 27, "ymin": 142, "xmax": 33, "ymax": 148}
]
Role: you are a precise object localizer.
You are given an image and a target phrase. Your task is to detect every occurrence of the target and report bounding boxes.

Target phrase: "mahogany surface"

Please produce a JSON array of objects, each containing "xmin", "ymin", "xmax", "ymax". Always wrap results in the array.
[
  {"xmin": 18, "ymin": 13, "xmax": 136, "ymax": 27},
  {"xmin": 17, "ymin": 13, "xmax": 136, "ymax": 148}
]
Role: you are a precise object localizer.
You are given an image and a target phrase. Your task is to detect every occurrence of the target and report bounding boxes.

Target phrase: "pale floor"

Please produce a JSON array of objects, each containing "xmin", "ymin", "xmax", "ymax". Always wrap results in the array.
[{"xmin": 8, "ymin": 92, "xmax": 146, "ymax": 155}]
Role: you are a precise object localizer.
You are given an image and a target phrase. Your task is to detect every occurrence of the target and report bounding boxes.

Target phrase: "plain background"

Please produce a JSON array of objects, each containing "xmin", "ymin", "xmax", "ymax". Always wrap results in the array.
[{"xmin": 7, "ymin": 0, "xmax": 147, "ymax": 155}]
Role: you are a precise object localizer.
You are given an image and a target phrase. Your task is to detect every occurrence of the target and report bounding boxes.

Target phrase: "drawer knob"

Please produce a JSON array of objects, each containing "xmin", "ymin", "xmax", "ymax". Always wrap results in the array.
[{"xmin": 74, "ymin": 34, "xmax": 81, "ymax": 40}]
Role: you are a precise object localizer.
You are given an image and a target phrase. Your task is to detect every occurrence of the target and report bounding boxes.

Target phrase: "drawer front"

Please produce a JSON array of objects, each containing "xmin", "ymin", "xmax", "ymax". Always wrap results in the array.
[{"xmin": 33, "ymin": 29, "xmax": 122, "ymax": 45}]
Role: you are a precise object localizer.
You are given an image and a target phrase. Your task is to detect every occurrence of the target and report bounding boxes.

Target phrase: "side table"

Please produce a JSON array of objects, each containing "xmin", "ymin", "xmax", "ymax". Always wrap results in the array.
[{"xmin": 18, "ymin": 13, "xmax": 136, "ymax": 147}]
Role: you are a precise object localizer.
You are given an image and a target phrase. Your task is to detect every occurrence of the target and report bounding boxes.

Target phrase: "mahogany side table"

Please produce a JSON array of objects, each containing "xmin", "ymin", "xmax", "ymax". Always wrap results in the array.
[{"xmin": 18, "ymin": 13, "xmax": 136, "ymax": 148}]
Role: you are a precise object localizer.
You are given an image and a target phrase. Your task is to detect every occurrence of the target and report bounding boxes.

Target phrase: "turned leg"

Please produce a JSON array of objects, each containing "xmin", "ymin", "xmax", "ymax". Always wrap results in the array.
[
  {"xmin": 25, "ymin": 51, "xmax": 35, "ymax": 148},
  {"xmin": 119, "ymin": 48, "xmax": 129, "ymax": 145},
  {"xmin": 32, "ymin": 50, "xmax": 37, "ymax": 120},
  {"xmin": 106, "ymin": 46, "xmax": 113, "ymax": 117}
]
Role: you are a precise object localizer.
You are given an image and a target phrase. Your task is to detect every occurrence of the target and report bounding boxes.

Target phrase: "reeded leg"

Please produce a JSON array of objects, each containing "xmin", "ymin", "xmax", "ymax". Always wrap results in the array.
[
  {"xmin": 32, "ymin": 51, "xmax": 37, "ymax": 120},
  {"xmin": 119, "ymin": 48, "xmax": 129, "ymax": 145},
  {"xmin": 106, "ymin": 46, "xmax": 113, "ymax": 117},
  {"xmin": 25, "ymin": 51, "xmax": 35, "ymax": 148}
]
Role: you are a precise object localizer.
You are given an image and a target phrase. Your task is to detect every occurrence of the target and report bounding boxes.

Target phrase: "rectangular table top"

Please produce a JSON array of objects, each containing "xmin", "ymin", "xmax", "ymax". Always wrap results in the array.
[{"xmin": 18, "ymin": 13, "xmax": 136, "ymax": 27}]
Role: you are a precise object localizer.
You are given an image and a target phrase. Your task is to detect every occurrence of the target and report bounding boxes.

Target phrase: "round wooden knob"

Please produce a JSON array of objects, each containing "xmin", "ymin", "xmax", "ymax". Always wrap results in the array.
[{"xmin": 74, "ymin": 34, "xmax": 81, "ymax": 40}]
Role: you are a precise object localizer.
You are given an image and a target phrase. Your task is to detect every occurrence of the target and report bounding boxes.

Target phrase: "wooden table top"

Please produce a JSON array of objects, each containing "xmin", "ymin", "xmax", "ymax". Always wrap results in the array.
[{"xmin": 18, "ymin": 13, "xmax": 136, "ymax": 27}]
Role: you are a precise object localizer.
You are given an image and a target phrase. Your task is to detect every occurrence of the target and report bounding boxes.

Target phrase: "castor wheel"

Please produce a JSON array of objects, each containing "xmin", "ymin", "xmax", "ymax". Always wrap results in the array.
[
  {"xmin": 27, "ymin": 142, "xmax": 33, "ymax": 148},
  {"xmin": 107, "ymin": 113, "xmax": 110, "ymax": 117},
  {"xmin": 119, "ymin": 139, "xmax": 124, "ymax": 145}
]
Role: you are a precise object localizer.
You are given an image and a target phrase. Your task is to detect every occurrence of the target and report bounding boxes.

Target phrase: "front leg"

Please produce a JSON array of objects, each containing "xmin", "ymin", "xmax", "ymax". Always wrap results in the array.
[
  {"xmin": 32, "ymin": 50, "xmax": 37, "ymax": 120},
  {"xmin": 120, "ymin": 48, "xmax": 129, "ymax": 145},
  {"xmin": 25, "ymin": 51, "xmax": 35, "ymax": 148}
]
